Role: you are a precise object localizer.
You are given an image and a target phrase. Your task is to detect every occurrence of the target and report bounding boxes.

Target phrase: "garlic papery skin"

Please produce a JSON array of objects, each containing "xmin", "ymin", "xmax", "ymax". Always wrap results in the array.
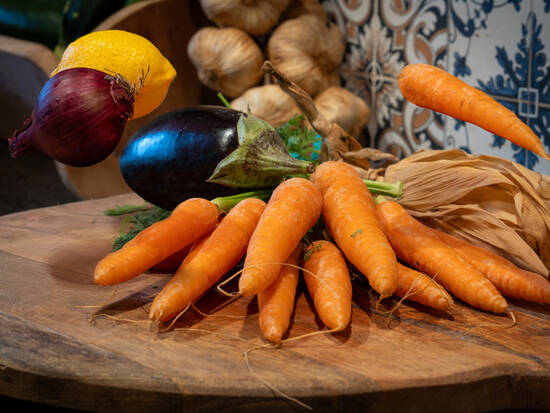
[
  {"xmin": 231, "ymin": 84, "xmax": 302, "ymax": 128},
  {"xmin": 187, "ymin": 27, "xmax": 264, "ymax": 98},
  {"xmin": 199, "ymin": 0, "xmax": 290, "ymax": 36},
  {"xmin": 314, "ymin": 87, "xmax": 370, "ymax": 138},
  {"xmin": 281, "ymin": 0, "xmax": 326, "ymax": 21},
  {"xmin": 267, "ymin": 14, "xmax": 345, "ymax": 97}
]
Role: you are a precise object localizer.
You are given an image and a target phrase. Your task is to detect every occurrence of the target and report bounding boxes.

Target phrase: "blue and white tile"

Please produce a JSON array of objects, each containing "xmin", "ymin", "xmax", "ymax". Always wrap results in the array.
[{"xmin": 330, "ymin": 0, "xmax": 448, "ymax": 156}]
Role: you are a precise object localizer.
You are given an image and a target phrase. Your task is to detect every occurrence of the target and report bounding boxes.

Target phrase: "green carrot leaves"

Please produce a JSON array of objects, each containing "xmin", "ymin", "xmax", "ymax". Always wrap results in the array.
[{"xmin": 104, "ymin": 205, "xmax": 171, "ymax": 251}]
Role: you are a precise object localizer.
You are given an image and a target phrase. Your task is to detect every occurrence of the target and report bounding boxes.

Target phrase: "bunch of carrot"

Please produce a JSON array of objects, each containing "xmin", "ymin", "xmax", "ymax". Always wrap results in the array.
[{"xmin": 94, "ymin": 161, "xmax": 550, "ymax": 345}]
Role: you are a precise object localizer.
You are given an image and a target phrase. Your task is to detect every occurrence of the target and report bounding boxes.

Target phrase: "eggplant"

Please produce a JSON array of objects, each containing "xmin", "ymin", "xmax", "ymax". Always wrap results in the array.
[{"xmin": 120, "ymin": 106, "xmax": 243, "ymax": 210}]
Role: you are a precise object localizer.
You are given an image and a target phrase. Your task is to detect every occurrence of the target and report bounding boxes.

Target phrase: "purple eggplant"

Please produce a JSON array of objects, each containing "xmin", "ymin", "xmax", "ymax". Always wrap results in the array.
[{"xmin": 120, "ymin": 106, "xmax": 242, "ymax": 210}]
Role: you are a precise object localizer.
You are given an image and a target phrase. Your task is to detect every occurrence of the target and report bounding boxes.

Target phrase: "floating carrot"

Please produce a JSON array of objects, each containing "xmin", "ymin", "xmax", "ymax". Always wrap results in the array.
[
  {"xmin": 395, "ymin": 263, "xmax": 453, "ymax": 312},
  {"xmin": 303, "ymin": 240, "xmax": 352, "ymax": 331},
  {"xmin": 94, "ymin": 198, "xmax": 219, "ymax": 285},
  {"xmin": 310, "ymin": 161, "xmax": 398, "ymax": 298},
  {"xmin": 239, "ymin": 178, "xmax": 323, "ymax": 296},
  {"xmin": 398, "ymin": 64, "xmax": 550, "ymax": 160},
  {"xmin": 257, "ymin": 245, "xmax": 302, "ymax": 344},
  {"xmin": 375, "ymin": 197, "xmax": 508, "ymax": 314},
  {"xmin": 430, "ymin": 228, "xmax": 550, "ymax": 304},
  {"xmin": 149, "ymin": 198, "xmax": 266, "ymax": 321}
]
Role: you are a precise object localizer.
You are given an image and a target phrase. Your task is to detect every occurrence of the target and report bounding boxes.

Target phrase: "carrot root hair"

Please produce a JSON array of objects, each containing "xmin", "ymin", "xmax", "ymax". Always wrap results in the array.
[
  {"xmin": 244, "ymin": 344, "xmax": 313, "ymax": 410},
  {"xmin": 82, "ymin": 286, "xmax": 120, "ymax": 317},
  {"xmin": 216, "ymin": 269, "xmax": 244, "ymax": 297},
  {"xmin": 89, "ymin": 312, "xmax": 149, "ymax": 325},
  {"xmin": 191, "ymin": 301, "xmax": 255, "ymax": 319},
  {"xmin": 457, "ymin": 308, "xmax": 517, "ymax": 331},
  {"xmin": 506, "ymin": 310, "xmax": 517, "ymax": 328},
  {"xmin": 217, "ymin": 261, "xmax": 349, "ymax": 297},
  {"xmin": 244, "ymin": 326, "xmax": 343, "ymax": 411},
  {"xmin": 377, "ymin": 276, "xmax": 424, "ymax": 327},
  {"xmin": 155, "ymin": 303, "xmax": 191, "ymax": 332},
  {"xmin": 375, "ymin": 293, "xmax": 393, "ymax": 314}
]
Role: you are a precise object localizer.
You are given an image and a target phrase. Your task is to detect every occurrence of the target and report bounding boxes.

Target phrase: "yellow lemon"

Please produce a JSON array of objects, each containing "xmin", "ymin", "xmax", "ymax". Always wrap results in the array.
[{"xmin": 52, "ymin": 30, "xmax": 176, "ymax": 119}]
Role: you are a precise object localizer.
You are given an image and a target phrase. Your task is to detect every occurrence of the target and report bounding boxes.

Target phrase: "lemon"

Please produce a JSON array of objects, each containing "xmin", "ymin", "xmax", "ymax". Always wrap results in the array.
[{"xmin": 52, "ymin": 30, "xmax": 176, "ymax": 119}]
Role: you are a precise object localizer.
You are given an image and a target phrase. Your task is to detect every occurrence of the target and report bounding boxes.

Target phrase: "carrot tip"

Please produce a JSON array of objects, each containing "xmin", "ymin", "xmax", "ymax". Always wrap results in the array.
[{"xmin": 505, "ymin": 310, "xmax": 517, "ymax": 328}]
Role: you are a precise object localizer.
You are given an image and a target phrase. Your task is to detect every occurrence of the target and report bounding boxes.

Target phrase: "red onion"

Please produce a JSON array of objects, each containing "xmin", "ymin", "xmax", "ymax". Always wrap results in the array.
[{"xmin": 8, "ymin": 67, "xmax": 134, "ymax": 167}]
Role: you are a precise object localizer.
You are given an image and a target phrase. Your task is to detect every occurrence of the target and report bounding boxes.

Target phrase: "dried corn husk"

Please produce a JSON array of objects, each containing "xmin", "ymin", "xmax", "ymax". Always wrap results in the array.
[{"xmin": 378, "ymin": 149, "xmax": 550, "ymax": 277}]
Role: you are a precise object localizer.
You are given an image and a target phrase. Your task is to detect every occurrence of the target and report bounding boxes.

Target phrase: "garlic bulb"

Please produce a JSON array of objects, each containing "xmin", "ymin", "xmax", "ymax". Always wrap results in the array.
[
  {"xmin": 199, "ymin": 0, "xmax": 290, "ymax": 36},
  {"xmin": 231, "ymin": 84, "xmax": 302, "ymax": 127},
  {"xmin": 267, "ymin": 14, "xmax": 345, "ymax": 97},
  {"xmin": 187, "ymin": 27, "xmax": 263, "ymax": 98},
  {"xmin": 314, "ymin": 87, "xmax": 370, "ymax": 138},
  {"xmin": 281, "ymin": 0, "xmax": 326, "ymax": 21}
]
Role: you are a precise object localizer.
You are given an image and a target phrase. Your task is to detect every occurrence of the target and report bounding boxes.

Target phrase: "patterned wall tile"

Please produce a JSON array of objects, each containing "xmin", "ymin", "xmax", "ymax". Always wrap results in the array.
[
  {"xmin": 326, "ymin": 0, "xmax": 550, "ymax": 174},
  {"xmin": 327, "ymin": 0, "xmax": 448, "ymax": 157}
]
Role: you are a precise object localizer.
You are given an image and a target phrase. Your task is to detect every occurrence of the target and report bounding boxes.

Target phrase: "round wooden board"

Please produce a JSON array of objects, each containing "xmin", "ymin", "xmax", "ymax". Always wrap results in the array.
[{"xmin": 0, "ymin": 194, "xmax": 549, "ymax": 412}]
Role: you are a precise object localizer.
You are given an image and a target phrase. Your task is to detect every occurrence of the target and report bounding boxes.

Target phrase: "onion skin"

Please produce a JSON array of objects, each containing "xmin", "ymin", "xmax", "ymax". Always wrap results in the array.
[
  {"xmin": 8, "ymin": 68, "xmax": 134, "ymax": 167},
  {"xmin": 120, "ymin": 106, "xmax": 243, "ymax": 210}
]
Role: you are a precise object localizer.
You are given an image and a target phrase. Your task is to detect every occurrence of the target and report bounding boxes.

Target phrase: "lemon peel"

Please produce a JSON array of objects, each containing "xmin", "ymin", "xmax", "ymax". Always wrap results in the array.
[{"xmin": 53, "ymin": 30, "xmax": 176, "ymax": 119}]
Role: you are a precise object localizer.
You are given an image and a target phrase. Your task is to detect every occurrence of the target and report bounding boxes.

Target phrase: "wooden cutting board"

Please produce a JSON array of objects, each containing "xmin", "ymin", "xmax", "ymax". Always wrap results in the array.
[{"xmin": 1, "ymin": 193, "xmax": 549, "ymax": 412}]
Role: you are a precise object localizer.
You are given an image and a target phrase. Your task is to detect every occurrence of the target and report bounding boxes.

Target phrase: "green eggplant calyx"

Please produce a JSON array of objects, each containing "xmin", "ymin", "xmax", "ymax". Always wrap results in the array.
[
  {"xmin": 237, "ymin": 111, "xmax": 275, "ymax": 144},
  {"xmin": 207, "ymin": 112, "xmax": 315, "ymax": 188}
]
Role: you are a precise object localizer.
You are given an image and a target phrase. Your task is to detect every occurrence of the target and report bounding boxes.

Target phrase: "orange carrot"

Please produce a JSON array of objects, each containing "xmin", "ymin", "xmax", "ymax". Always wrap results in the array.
[
  {"xmin": 239, "ymin": 178, "xmax": 323, "ymax": 296},
  {"xmin": 149, "ymin": 198, "xmax": 266, "ymax": 321},
  {"xmin": 375, "ymin": 197, "xmax": 508, "ymax": 314},
  {"xmin": 429, "ymin": 228, "xmax": 550, "ymax": 304},
  {"xmin": 310, "ymin": 161, "xmax": 398, "ymax": 298},
  {"xmin": 257, "ymin": 245, "xmax": 302, "ymax": 344},
  {"xmin": 399, "ymin": 64, "xmax": 550, "ymax": 160},
  {"xmin": 94, "ymin": 198, "xmax": 219, "ymax": 286},
  {"xmin": 395, "ymin": 263, "xmax": 454, "ymax": 312},
  {"xmin": 303, "ymin": 240, "xmax": 353, "ymax": 331}
]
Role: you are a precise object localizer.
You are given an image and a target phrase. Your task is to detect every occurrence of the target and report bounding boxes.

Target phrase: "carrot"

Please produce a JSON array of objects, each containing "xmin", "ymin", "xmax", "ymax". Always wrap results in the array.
[
  {"xmin": 257, "ymin": 245, "xmax": 302, "ymax": 344},
  {"xmin": 302, "ymin": 240, "xmax": 352, "ymax": 331},
  {"xmin": 395, "ymin": 263, "xmax": 454, "ymax": 312},
  {"xmin": 239, "ymin": 177, "xmax": 323, "ymax": 296},
  {"xmin": 429, "ymin": 228, "xmax": 550, "ymax": 304},
  {"xmin": 310, "ymin": 161, "xmax": 398, "ymax": 298},
  {"xmin": 398, "ymin": 64, "xmax": 550, "ymax": 161},
  {"xmin": 375, "ymin": 197, "xmax": 508, "ymax": 314},
  {"xmin": 94, "ymin": 198, "xmax": 219, "ymax": 286},
  {"xmin": 149, "ymin": 198, "xmax": 266, "ymax": 321}
]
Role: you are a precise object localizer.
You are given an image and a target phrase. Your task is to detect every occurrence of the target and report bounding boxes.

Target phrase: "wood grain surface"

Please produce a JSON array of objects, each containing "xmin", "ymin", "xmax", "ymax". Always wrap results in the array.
[{"xmin": 0, "ymin": 194, "xmax": 549, "ymax": 412}]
